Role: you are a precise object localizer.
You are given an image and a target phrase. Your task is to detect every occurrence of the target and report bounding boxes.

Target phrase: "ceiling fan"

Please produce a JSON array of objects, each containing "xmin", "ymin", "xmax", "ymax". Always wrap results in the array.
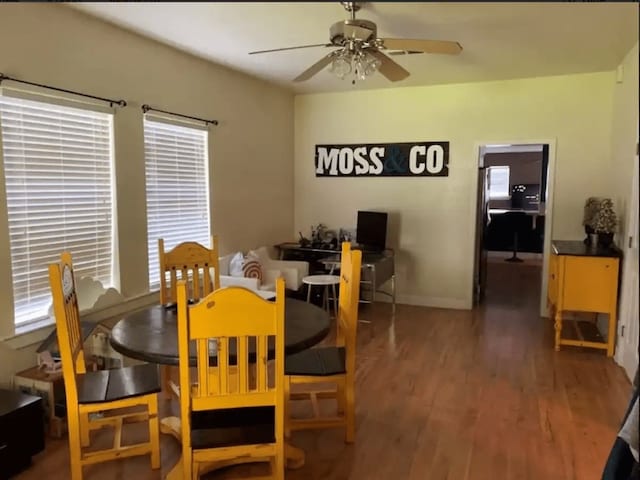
[{"xmin": 248, "ymin": 2, "xmax": 462, "ymax": 83}]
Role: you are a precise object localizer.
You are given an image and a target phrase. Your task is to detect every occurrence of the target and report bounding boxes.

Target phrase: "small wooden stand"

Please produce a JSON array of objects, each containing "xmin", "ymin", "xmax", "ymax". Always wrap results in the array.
[
  {"xmin": 13, "ymin": 366, "xmax": 66, "ymax": 437},
  {"xmin": 548, "ymin": 240, "xmax": 620, "ymax": 356}
]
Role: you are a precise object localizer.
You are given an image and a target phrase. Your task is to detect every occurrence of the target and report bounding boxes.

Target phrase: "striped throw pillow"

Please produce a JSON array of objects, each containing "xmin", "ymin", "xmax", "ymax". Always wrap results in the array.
[{"xmin": 242, "ymin": 258, "xmax": 263, "ymax": 282}]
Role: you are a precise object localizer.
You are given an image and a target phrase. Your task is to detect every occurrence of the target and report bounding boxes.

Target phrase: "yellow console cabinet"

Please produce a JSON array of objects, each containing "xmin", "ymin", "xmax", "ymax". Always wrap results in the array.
[{"xmin": 547, "ymin": 240, "xmax": 620, "ymax": 356}]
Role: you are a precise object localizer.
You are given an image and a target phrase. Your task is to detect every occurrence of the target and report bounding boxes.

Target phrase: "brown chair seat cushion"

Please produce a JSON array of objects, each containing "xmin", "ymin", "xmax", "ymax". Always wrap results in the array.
[
  {"xmin": 285, "ymin": 346, "xmax": 346, "ymax": 376},
  {"xmin": 77, "ymin": 363, "xmax": 161, "ymax": 404},
  {"xmin": 190, "ymin": 406, "xmax": 275, "ymax": 449}
]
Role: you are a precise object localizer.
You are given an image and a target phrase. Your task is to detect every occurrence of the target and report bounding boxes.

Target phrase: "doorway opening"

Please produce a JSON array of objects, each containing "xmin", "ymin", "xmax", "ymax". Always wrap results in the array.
[{"xmin": 473, "ymin": 143, "xmax": 551, "ymax": 309}]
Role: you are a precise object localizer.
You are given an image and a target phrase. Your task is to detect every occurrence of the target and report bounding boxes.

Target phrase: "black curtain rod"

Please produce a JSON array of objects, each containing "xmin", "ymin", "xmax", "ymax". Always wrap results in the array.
[
  {"xmin": 141, "ymin": 104, "xmax": 218, "ymax": 126},
  {"xmin": 0, "ymin": 73, "xmax": 127, "ymax": 108}
]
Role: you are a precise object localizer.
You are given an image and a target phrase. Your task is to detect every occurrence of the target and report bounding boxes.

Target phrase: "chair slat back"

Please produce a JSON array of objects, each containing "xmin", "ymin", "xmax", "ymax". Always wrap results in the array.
[
  {"xmin": 158, "ymin": 236, "xmax": 220, "ymax": 305},
  {"xmin": 48, "ymin": 252, "xmax": 87, "ymax": 405},
  {"xmin": 177, "ymin": 278, "xmax": 286, "ymax": 445},
  {"xmin": 336, "ymin": 242, "xmax": 362, "ymax": 371}
]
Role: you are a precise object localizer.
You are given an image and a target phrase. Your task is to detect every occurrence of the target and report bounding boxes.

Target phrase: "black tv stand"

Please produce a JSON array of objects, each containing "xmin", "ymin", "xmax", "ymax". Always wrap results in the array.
[
  {"xmin": 356, "ymin": 245, "xmax": 385, "ymax": 255},
  {"xmin": 276, "ymin": 243, "xmax": 346, "ymax": 273},
  {"xmin": 276, "ymin": 242, "xmax": 388, "ymax": 263}
]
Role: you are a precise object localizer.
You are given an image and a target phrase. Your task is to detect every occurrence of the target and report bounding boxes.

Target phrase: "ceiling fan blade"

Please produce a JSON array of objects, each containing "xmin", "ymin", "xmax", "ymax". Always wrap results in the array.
[
  {"xmin": 387, "ymin": 50, "xmax": 424, "ymax": 56},
  {"xmin": 249, "ymin": 43, "xmax": 331, "ymax": 55},
  {"xmin": 382, "ymin": 38, "xmax": 462, "ymax": 55},
  {"xmin": 368, "ymin": 50, "xmax": 410, "ymax": 82},
  {"xmin": 293, "ymin": 51, "xmax": 337, "ymax": 82}
]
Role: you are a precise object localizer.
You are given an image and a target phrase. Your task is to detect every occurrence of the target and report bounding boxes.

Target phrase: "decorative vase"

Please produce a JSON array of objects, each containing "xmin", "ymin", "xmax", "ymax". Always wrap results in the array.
[
  {"xmin": 597, "ymin": 231, "xmax": 614, "ymax": 248},
  {"xmin": 584, "ymin": 225, "xmax": 595, "ymax": 244}
]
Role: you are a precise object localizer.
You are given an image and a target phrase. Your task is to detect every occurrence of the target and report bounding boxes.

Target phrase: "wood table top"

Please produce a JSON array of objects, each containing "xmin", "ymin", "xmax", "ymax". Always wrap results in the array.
[{"xmin": 109, "ymin": 298, "xmax": 330, "ymax": 366}]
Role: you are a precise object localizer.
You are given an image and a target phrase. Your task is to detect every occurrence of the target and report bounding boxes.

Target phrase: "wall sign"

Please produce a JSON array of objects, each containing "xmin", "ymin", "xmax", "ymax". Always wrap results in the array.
[{"xmin": 315, "ymin": 141, "xmax": 449, "ymax": 177}]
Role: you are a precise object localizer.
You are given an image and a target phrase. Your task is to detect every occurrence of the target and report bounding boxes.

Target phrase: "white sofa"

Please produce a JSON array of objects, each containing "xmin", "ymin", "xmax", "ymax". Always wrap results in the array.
[
  {"xmin": 218, "ymin": 252, "xmax": 278, "ymax": 292},
  {"xmin": 218, "ymin": 246, "xmax": 309, "ymax": 292},
  {"xmin": 250, "ymin": 246, "xmax": 309, "ymax": 291}
]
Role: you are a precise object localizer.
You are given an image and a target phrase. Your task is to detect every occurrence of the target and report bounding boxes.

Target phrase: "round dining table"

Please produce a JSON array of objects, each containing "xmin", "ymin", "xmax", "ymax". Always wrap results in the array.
[
  {"xmin": 109, "ymin": 297, "xmax": 330, "ymax": 476},
  {"xmin": 110, "ymin": 298, "xmax": 330, "ymax": 365}
]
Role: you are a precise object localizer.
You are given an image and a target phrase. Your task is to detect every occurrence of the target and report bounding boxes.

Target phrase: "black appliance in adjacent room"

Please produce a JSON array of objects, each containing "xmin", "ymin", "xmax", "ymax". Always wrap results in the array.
[{"xmin": 510, "ymin": 183, "xmax": 540, "ymax": 210}]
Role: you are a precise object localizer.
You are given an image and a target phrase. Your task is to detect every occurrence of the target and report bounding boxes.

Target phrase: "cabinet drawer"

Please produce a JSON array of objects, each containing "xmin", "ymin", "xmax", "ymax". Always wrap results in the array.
[
  {"xmin": 0, "ymin": 438, "xmax": 7, "ymax": 458},
  {"xmin": 0, "ymin": 418, "xmax": 7, "ymax": 444},
  {"xmin": 0, "ymin": 396, "xmax": 43, "ymax": 479},
  {"xmin": 562, "ymin": 256, "xmax": 618, "ymax": 312},
  {"xmin": 0, "ymin": 438, "xmax": 32, "ymax": 479},
  {"xmin": 0, "ymin": 441, "xmax": 9, "ymax": 480}
]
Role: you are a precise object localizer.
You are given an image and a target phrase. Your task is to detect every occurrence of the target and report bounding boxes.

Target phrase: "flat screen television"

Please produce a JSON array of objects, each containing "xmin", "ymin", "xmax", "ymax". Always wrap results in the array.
[{"xmin": 356, "ymin": 211, "xmax": 388, "ymax": 252}]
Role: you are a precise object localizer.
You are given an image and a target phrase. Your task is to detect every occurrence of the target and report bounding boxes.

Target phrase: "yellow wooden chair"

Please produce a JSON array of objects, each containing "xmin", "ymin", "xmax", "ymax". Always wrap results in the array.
[
  {"xmin": 48, "ymin": 252, "xmax": 161, "ymax": 480},
  {"xmin": 158, "ymin": 235, "xmax": 221, "ymax": 306},
  {"xmin": 284, "ymin": 242, "xmax": 362, "ymax": 443},
  {"xmin": 159, "ymin": 236, "xmax": 221, "ymax": 397},
  {"xmin": 176, "ymin": 278, "xmax": 286, "ymax": 479}
]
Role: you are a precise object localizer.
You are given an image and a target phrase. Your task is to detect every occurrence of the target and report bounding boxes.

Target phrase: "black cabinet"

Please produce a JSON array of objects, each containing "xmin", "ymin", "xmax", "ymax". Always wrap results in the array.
[{"xmin": 0, "ymin": 389, "xmax": 45, "ymax": 479}]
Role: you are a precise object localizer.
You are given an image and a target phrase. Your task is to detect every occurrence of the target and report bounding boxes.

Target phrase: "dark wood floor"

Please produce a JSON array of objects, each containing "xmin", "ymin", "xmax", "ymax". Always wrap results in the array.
[{"xmin": 16, "ymin": 260, "xmax": 632, "ymax": 479}]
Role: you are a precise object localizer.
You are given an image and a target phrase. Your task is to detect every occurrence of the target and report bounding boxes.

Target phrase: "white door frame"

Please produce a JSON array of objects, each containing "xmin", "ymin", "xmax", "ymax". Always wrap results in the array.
[
  {"xmin": 470, "ymin": 139, "xmax": 558, "ymax": 317},
  {"xmin": 614, "ymin": 134, "xmax": 639, "ymax": 380}
]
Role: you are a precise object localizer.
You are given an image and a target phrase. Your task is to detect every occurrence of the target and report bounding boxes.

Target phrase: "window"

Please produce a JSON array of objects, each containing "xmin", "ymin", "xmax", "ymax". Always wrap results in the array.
[
  {"xmin": 0, "ymin": 95, "xmax": 115, "ymax": 327},
  {"xmin": 144, "ymin": 118, "xmax": 210, "ymax": 289},
  {"xmin": 488, "ymin": 166, "xmax": 510, "ymax": 200}
]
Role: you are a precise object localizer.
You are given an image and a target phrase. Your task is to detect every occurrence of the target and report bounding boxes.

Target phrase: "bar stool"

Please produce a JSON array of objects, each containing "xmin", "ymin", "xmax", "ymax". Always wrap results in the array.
[
  {"xmin": 503, "ymin": 211, "xmax": 531, "ymax": 263},
  {"xmin": 302, "ymin": 274, "xmax": 340, "ymax": 318}
]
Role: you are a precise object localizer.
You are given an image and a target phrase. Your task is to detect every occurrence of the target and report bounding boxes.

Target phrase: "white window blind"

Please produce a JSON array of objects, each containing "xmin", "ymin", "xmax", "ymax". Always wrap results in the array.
[
  {"xmin": 0, "ymin": 95, "xmax": 114, "ymax": 327},
  {"xmin": 144, "ymin": 118, "xmax": 210, "ymax": 289},
  {"xmin": 488, "ymin": 165, "xmax": 511, "ymax": 200}
]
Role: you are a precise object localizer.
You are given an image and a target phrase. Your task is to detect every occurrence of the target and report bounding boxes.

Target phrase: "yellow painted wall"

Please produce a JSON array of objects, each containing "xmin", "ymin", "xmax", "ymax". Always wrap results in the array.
[
  {"xmin": 0, "ymin": 4, "xmax": 294, "ymax": 385},
  {"xmin": 294, "ymin": 72, "xmax": 616, "ymax": 308}
]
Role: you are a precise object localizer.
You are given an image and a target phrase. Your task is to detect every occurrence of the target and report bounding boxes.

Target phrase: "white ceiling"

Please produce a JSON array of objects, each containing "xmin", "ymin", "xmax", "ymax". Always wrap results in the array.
[{"xmin": 69, "ymin": 2, "xmax": 639, "ymax": 94}]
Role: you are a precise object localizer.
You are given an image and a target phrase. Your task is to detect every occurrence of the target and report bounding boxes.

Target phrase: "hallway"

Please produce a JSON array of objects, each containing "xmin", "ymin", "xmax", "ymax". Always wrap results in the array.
[{"xmin": 484, "ymin": 252, "xmax": 543, "ymax": 310}]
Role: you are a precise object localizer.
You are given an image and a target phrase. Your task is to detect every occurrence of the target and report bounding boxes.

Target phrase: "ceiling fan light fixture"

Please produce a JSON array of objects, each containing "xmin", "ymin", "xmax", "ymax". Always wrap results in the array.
[
  {"xmin": 251, "ymin": 2, "xmax": 461, "ymax": 84},
  {"xmin": 365, "ymin": 51, "xmax": 382, "ymax": 75},
  {"xmin": 354, "ymin": 51, "xmax": 370, "ymax": 80},
  {"xmin": 330, "ymin": 46, "xmax": 381, "ymax": 82},
  {"xmin": 330, "ymin": 52, "xmax": 352, "ymax": 79}
]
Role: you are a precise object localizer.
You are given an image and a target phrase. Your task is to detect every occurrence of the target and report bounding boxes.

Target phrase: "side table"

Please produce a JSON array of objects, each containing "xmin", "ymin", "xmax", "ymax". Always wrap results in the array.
[
  {"xmin": 303, "ymin": 274, "xmax": 340, "ymax": 318},
  {"xmin": 0, "ymin": 389, "xmax": 44, "ymax": 478},
  {"xmin": 548, "ymin": 240, "xmax": 621, "ymax": 356}
]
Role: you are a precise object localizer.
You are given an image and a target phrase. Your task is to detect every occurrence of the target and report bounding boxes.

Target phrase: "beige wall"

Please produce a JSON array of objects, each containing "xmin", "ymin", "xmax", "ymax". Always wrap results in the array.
[
  {"xmin": 294, "ymin": 72, "xmax": 616, "ymax": 309},
  {"xmin": 0, "ymin": 4, "xmax": 294, "ymax": 385}
]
